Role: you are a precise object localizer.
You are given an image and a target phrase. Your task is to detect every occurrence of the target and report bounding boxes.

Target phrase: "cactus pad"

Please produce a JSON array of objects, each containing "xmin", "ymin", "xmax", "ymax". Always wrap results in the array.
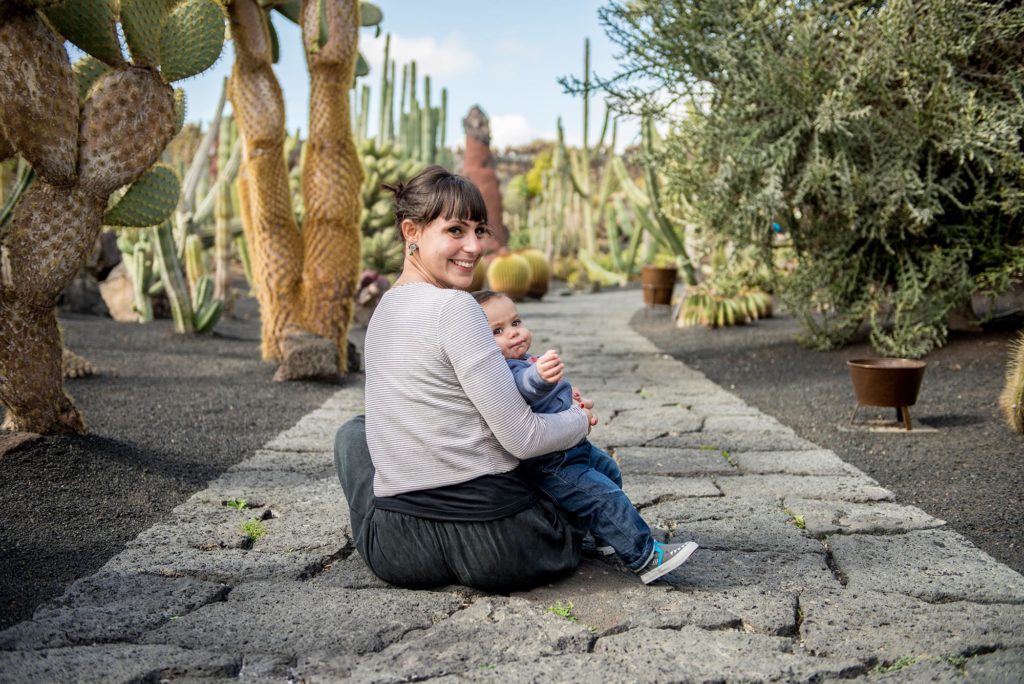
[
  {"xmin": 44, "ymin": 0, "xmax": 123, "ymax": 66},
  {"xmin": 102, "ymin": 163, "xmax": 180, "ymax": 227},
  {"xmin": 359, "ymin": 1, "xmax": 382, "ymax": 26},
  {"xmin": 78, "ymin": 67, "xmax": 176, "ymax": 195},
  {"xmin": 119, "ymin": 0, "xmax": 165, "ymax": 67},
  {"xmin": 72, "ymin": 55, "xmax": 109, "ymax": 101},
  {"xmin": 158, "ymin": 0, "xmax": 227, "ymax": 83},
  {"xmin": 173, "ymin": 88, "xmax": 187, "ymax": 135},
  {"xmin": 0, "ymin": 11, "xmax": 79, "ymax": 185}
]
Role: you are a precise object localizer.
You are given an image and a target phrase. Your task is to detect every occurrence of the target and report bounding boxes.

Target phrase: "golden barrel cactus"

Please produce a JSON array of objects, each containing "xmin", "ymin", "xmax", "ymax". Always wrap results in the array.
[
  {"xmin": 517, "ymin": 247, "xmax": 551, "ymax": 299},
  {"xmin": 486, "ymin": 252, "xmax": 531, "ymax": 301}
]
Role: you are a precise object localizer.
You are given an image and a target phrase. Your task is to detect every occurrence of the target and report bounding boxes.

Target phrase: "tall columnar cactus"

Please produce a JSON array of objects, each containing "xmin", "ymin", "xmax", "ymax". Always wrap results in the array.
[
  {"xmin": 0, "ymin": 0, "xmax": 225, "ymax": 434},
  {"xmin": 228, "ymin": 0, "xmax": 375, "ymax": 378}
]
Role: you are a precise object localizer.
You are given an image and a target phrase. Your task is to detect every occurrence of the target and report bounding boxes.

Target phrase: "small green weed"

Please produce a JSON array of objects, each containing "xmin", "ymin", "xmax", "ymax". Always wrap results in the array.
[
  {"xmin": 547, "ymin": 600, "xmax": 577, "ymax": 622},
  {"xmin": 636, "ymin": 388, "xmax": 652, "ymax": 399},
  {"xmin": 698, "ymin": 445, "xmax": 717, "ymax": 451},
  {"xmin": 241, "ymin": 519, "xmax": 266, "ymax": 542},
  {"xmin": 872, "ymin": 656, "xmax": 918, "ymax": 674},
  {"xmin": 782, "ymin": 506, "xmax": 806, "ymax": 530},
  {"xmin": 795, "ymin": 607, "xmax": 804, "ymax": 628},
  {"xmin": 721, "ymin": 450, "xmax": 734, "ymax": 464},
  {"xmin": 225, "ymin": 498, "xmax": 248, "ymax": 510},
  {"xmin": 944, "ymin": 655, "xmax": 968, "ymax": 670}
]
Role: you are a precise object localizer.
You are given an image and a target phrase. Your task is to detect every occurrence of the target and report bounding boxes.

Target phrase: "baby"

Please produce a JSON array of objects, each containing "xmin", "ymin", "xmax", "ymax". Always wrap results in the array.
[{"xmin": 473, "ymin": 290, "xmax": 698, "ymax": 584}]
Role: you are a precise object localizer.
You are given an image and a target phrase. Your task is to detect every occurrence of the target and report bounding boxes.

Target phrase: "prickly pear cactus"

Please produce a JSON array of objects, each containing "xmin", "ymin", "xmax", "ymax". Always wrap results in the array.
[{"xmin": 0, "ymin": 0, "xmax": 226, "ymax": 434}]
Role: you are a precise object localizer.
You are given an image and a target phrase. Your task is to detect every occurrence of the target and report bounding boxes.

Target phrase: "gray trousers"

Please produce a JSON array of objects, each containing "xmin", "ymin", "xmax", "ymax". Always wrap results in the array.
[{"xmin": 334, "ymin": 416, "xmax": 581, "ymax": 593}]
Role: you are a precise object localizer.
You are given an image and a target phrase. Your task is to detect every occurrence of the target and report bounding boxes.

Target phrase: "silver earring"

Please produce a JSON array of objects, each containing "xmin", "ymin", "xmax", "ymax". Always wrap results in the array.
[{"xmin": 408, "ymin": 243, "xmax": 418, "ymax": 254}]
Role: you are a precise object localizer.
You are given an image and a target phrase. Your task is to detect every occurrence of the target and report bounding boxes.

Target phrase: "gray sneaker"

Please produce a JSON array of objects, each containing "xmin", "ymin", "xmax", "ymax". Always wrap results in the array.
[{"xmin": 637, "ymin": 540, "xmax": 698, "ymax": 584}]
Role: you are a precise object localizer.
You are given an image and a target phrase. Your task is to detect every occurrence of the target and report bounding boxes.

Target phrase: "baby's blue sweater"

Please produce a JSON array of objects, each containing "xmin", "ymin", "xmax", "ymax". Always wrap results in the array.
[{"xmin": 507, "ymin": 354, "xmax": 574, "ymax": 414}]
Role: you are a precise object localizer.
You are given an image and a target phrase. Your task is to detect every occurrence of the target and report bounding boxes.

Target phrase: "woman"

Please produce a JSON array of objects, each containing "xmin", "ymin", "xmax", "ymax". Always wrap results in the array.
[{"xmin": 334, "ymin": 165, "xmax": 595, "ymax": 592}]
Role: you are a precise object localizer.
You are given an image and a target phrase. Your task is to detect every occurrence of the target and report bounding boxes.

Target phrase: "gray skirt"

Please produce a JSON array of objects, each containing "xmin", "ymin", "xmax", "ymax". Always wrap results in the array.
[{"xmin": 333, "ymin": 416, "xmax": 581, "ymax": 593}]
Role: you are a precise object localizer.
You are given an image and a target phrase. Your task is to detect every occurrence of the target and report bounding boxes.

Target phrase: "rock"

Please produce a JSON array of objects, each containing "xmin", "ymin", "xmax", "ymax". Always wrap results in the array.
[
  {"xmin": 57, "ymin": 271, "xmax": 108, "ymax": 316},
  {"xmin": 97, "ymin": 261, "xmax": 137, "ymax": 323},
  {"xmin": 273, "ymin": 326, "xmax": 339, "ymax": 382}
]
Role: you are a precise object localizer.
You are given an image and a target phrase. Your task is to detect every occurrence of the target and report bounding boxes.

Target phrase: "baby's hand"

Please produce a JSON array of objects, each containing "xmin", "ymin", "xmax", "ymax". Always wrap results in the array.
[{"xmin": 536, "ymin": 349, "xmax": 564, "ymax": 384}]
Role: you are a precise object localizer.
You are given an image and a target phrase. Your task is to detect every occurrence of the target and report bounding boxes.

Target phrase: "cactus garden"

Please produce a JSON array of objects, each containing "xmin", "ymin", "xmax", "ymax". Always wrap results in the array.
[{"xmin": 1, "ymin": 2, "xmax": 1023, "ymax": 670}]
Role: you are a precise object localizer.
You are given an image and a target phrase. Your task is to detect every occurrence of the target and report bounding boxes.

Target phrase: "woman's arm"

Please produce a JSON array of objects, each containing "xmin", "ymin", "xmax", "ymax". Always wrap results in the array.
[{"xmin": 438, "ymin": 294, "xmax": 588, "ymax": 459}]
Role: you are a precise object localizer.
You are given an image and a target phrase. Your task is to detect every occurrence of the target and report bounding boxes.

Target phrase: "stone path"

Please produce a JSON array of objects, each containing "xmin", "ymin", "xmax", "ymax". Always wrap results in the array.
[{"xmin": 2, "ymin": 289, "xmax": 1023, "ymax": 682}]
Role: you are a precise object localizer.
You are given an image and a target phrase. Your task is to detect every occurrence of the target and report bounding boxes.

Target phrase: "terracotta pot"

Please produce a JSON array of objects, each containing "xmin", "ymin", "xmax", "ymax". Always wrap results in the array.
[
  {"xmin": 641, "ymin": 265, "xmax": 677, "ymax": 306},
  {"xmin": 847, "ymin": 358, "xmax": 927, "ymax": 430}
]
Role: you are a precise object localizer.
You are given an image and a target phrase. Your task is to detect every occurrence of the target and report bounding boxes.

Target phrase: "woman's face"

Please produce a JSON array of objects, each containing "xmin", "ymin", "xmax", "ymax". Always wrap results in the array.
[{"xmin": 401, "ymin": 215, "xmax": 490, "ymax": 290}]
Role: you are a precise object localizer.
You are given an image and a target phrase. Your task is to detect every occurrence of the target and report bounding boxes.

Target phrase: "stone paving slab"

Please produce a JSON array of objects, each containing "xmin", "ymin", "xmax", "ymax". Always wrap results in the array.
[
  {"xmin": 800, "ymin": 588, "xmax": 1024, "ymax": 662},
  {"xmin": 732, "ymin": 449, "xmax": 861, "ymax": 476},
  {"xmin": 784, "ymin": 497, "xmax": 946, "ymax": 537},
  {"xmin": 717, "ymin": 473, "xmax": 895, "ymax": 503},
  {"xmin": 614, "ymin": 446, "xmax": 738, "ymax": 476},
  {"xmin": 139, "ymin": 582, "xmax": 466, "ymax": 660},
  {"xmin": 4, "ymin": 288, "xmax": 1024, "ymax": 682},
  {"xmin": 621, "ymin": 474, "xmax": 721, "ymax": 507},
  {"xmin": 828, "ymin": 528, "xmax": 1024, "ymax": 603}
]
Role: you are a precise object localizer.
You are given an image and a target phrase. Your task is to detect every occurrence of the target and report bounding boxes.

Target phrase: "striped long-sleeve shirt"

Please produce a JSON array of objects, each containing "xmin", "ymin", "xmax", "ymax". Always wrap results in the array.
[{"xmin": 365, "ymin": 283, "xmax": 589, "ymax": 497}]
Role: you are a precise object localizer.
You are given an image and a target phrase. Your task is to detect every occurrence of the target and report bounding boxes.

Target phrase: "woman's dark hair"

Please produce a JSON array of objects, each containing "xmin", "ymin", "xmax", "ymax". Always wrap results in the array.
[
  {"xmin": 382, "ymin": 165, "xmax": 489, "ymax": 241},
  {"xmin": 470, "ymin": 289, "xmax": 506, "ymax": 306}
]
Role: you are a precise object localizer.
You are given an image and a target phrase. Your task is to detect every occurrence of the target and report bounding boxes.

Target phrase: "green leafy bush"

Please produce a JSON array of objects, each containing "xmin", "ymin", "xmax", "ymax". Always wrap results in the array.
[{"xmin": 597, "ymin": 0, "xmax": 1024, "ymax": 356}]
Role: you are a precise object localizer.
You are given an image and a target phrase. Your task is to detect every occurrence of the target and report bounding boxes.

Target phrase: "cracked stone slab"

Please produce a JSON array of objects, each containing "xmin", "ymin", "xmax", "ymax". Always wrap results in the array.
[
  {"xmin": 733, "ymin": 449, "xmax": 861, "ymax": 476},
  {"xmin": 621, "ymin": 474, "xmax": 721, "ymax": 507},
  {"xmin": 297, "ymin": 596, "xmax": 593, "ymax": 682},
  {"xmin": 0, "ymin": 572, "xmax": 228, "ymax": 650},
  {"xmin": 171, "ymin": 473, "xmax": 342, "ymax": 524},
  {"xmin": 228, "ymin": 448, "xmax": 335, "ymax": 477},
  {"xmin": 784, "ymin": 498, "xmax": 946, "ymax": 537},
  {"xmin": 641, "ymin": 498, "xmax": 820, "ymax": 554},
  {"xmin": 828, "ymin": 529, "xmax": 1024, "ymax": 603},
  {"xmin": 961, "ymin": 649, "xmax": 1024, "ymax": 682},
  {"xmin": 608, "ymin": 405, "xmax": 703, "ymax": 432},
  {"xmin": 703, "ymin": 414, "xmax": 795, "ymax": 433},
  {"xmin": 590, "ymin": 626, "xmax": 863, "ymax": 682},
  {"xmin": 716, "ymin": 474, "xmax": 894, "ymax": 503},
  {"xmin": 614, "ymin": 446, "xmax": 738, "ymax": 477},
  {"xmin": 140, "ymin": 582, "xmax": 465, "ymax": 659},
  {"xmin": 100, "ymin": 542, "xmax": 344, "ymax": 585},
  {"xmin": 654, "ymin": 549, "xmax": 838, "ymax": 597},
  {"xmin": 513, "ymin": 558, "xmax": 799, "ymax": 636},
  {"xmin": 649, "ymin": 430, "xmax": 822, "ymax": 452},
  {"xmin": 0, "ymin": 644, "xmax": 239, "ymax": 682},
  {"xmin": 800, "ymin": 588, "xmax": 1024, "ymax": 663}
]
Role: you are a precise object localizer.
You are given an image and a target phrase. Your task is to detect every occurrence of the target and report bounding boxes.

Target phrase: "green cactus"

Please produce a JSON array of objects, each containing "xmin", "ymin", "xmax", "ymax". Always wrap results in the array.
[{"xmin": 102, "ymin": 164, "xmax": 180, "ymax": 227}]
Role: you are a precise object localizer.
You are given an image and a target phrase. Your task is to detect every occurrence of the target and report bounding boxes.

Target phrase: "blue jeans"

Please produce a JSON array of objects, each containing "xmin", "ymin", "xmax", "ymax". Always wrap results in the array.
[{"xmin": 521, "ymin": 441, "xmax": 654, "ymax": 570}]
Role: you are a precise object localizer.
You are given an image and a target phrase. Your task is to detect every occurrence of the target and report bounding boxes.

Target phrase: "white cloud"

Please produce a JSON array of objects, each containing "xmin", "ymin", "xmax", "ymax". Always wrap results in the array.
[
  {"xmin": 362, "ymin": 32, "xmax": 478, "ymax": 79},
  {"xmin": 490, "ymin": 114, "xmax": 550, "ymax": 149}
]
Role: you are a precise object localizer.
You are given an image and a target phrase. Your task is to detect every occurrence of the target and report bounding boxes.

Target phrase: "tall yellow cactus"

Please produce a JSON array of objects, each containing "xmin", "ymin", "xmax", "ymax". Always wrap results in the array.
[
  {"xmin": 227, "ymin": 0, "xmax": 364, "ymax": 378},
  {"xmin": 0, "ymin": 0, "xmax": 225, "ymax": 434}
]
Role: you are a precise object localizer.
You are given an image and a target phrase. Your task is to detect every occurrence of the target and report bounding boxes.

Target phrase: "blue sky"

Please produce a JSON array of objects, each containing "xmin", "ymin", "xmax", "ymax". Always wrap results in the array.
[{"xmin": 177, "ymin": 1, "xmax": 639, "ymax": 151}]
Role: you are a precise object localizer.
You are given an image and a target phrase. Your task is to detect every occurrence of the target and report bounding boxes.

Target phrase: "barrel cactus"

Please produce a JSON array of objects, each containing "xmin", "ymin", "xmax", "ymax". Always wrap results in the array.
[
  {"xmin": 487, "ymin": 252, "xmax": 531, "ymax": 301},
  {"xmin": 0, "ymin": 0, "xmax": 226, "ymax": 434},
  {"xmin": 517, "ymin": 247, "xmax": 551, "ymax": 299}
]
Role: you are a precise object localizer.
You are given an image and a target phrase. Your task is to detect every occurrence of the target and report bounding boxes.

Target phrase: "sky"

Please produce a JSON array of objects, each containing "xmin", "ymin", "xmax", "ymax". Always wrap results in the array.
[{"xmin": 177, "ymin": 1, "xmax": 640, "ymax": 152}]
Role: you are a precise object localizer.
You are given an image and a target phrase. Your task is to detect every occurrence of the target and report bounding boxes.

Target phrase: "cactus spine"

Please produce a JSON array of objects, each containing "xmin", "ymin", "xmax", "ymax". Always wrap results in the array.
[
  {"xmin": 0, "ymin": 0, "xmax": 225, "ymax": 434},
  {"xmin": 1000, "ymin": 331, "xmax": 1024, "ymax": 434}
]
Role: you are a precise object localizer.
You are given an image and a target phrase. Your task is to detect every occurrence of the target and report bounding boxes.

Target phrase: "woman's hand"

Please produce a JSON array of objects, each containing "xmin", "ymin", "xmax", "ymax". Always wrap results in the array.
[{"xmin": 574, "ymin": 389, "xmax": 598, "ymax": 432}]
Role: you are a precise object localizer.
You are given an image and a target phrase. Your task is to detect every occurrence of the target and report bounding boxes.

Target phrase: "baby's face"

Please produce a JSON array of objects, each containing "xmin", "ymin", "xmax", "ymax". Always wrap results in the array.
[{"xmin": 481, "ymin": 296, "xmax": 533, "ymax": 359}]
